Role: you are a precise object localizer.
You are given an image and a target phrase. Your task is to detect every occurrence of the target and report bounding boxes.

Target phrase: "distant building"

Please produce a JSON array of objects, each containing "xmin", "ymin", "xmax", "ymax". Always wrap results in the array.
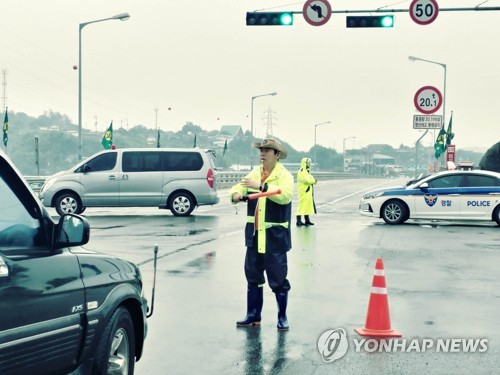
[
  {"xmin": 345, "ymin": 152, "xmax": 395, "ymax": 175},
  {"xmin": 373, "ymin": 153, "xmax": 395, "ymax": 165},
  {"xmin": 214, "ymin": 125, "xmax": 244, "ymax": 148},
  {"xmin": 40, "ymin": 125, "xmax": 60, "ymax": 132}
]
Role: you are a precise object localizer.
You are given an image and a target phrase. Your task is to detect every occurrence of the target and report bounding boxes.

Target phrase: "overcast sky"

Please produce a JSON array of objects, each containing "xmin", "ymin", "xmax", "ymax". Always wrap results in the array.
[{"xmin": 1, "ymin": 0, "xmax": 499, "ymax": 152}]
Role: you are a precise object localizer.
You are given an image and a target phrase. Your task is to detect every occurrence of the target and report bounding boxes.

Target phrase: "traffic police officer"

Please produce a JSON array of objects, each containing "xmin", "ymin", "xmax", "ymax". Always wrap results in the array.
[
  {"xmin": 296, "ymin": 157, "xmax": 317, "ymax": 226},
  {"xmin": 230, "ymin": 137, "xmax": 294, "ymax": 331}
]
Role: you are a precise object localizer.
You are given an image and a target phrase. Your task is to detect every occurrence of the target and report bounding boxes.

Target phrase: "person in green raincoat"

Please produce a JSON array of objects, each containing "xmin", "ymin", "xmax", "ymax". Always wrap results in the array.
[{"xmin": 296, "ymin": 157, "xmax": 317, "ymax": 226}]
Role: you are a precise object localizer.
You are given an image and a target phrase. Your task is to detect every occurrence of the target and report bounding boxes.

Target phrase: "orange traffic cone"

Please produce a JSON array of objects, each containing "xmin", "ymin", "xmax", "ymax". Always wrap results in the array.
[{"xmin": 355, "ymin": 258, "xmax": 402, "ymax": 338}]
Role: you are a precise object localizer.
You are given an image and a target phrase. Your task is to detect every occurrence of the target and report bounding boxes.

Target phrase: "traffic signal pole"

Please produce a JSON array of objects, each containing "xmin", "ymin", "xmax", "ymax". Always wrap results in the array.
[
  {"xmin": 247, "ymin": 6, "xmax": 500, "ymax": 23},
  {"xmin": 324, "ymin": 6, "xmax": 500, "ymax": 15}
]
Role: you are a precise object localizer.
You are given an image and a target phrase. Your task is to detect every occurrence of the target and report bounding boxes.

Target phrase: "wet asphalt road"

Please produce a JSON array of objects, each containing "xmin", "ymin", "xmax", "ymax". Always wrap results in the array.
[{"xmin": 70, "ymin": 178, "xmax": 500, "ymax": 375}]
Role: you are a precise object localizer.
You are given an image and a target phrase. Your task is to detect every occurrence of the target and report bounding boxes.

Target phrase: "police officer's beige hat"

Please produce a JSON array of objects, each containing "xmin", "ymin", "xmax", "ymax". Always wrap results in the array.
[{"xmin": 252, "ymin": 137, "xmax": 287, "ymax": 160}]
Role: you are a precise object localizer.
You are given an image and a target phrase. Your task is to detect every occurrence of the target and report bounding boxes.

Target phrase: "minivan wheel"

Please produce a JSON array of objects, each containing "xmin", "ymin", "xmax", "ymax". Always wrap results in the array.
[
  {"xmin": 55, "ymin": 193, "xmax": 83, "ymax": 216},
  {"xmin": 170, "ymin": 192, "xmax": 195, "ymax": 216},
  {"xmin": 93, "ymin": 307, "xmax": 136, "ymax": 375}
]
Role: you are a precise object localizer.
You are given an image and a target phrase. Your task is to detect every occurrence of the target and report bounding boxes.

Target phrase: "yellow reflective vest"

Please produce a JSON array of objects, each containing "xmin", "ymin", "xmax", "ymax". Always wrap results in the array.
[{"xmin": 229, "ymin": 162, "xmax": 294, "ymax": 253}]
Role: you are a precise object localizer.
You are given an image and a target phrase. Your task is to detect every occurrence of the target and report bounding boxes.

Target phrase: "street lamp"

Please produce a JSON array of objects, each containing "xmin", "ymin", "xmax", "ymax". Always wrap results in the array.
[
  {"xmin": 78, "ymin": 13, "xmax": 130, "ymax": 161},
  {"xmin": 313, "ymin": 121, "xmax": 331, "ymax": 171},
  {"xmin": 250, "ymin": 92, "xmax": 277, "ymax": 168},
  {"xmin": 408, "ymin": 55, "xmax": 447, "ymax": 169},
  {"xmin": 343, "ymin": 137, "xmax": 356, "ymax": 172}
]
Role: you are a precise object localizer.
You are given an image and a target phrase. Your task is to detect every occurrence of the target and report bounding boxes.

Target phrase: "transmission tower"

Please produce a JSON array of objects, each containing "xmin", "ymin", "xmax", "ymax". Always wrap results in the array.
[{"xmin": 262, "ymin": 106, "xmax": 277, "ymax": 136}]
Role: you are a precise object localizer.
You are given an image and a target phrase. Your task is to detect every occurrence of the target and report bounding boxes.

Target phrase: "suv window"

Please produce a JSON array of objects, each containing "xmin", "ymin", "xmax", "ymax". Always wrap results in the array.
[
  {"xmin": 123, "ymin": 151, "xmax": 161, "ymax": 172},
  {"xmin": 0, "ymin": 174, "xmax": 44, "ymax": 248},
  {"xmin": 77, "ymin": 152, "xmax": 117, "ymax": 172},
  {"xmin": 122, "ymin": 151, "xmax": 203, "ymax": 172},
  {"xmin": 161, "ymin": 151, "xmax": 203, "ymax": 171}
]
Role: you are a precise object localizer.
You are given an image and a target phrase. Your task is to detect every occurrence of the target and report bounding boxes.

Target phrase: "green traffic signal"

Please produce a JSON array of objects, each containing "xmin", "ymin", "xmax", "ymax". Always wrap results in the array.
[
  {"xmin": 380, "ymin": 15, "xmax": 394, "ymax": 27},
  {"xmin": 279, "ymin": 13, "xmax": 294, "ymax": 26},
  {"xmin": 246, "ymin": 12, "xmax": 294, "ymax": 26},
  {"xmin": 346, "ymin": 15, "xmax": 394, "ymax": 28}
]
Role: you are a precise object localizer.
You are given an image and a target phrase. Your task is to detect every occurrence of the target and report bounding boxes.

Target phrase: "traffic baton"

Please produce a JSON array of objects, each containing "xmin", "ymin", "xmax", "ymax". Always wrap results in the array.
[{"xmin": 242, "ymin": 189, "xmax": 281, "ymax": 201}]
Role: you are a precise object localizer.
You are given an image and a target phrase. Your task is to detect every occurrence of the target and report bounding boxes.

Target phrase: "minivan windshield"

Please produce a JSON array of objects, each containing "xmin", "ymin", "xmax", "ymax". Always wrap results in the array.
[{"xmin": 76, "ymin": 152, "xmax": 117, "ymax": 173}]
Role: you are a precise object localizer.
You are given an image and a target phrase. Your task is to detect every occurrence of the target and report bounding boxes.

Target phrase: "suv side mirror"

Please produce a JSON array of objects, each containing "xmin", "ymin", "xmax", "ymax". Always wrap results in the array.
[
  {"xmin": 56, "ymin": 214, "xmax": 90, "ymax": 247},
  {"xmin": 419, "ymin": 182, "xmax": 429, "ymax": 189},
  {"xmin": 82, "ymin": 164, "xmax": 91, "ymax": 173}
]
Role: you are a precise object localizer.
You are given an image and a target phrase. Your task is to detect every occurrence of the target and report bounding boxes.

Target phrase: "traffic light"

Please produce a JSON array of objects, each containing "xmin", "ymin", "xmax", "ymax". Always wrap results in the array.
[
  {"xmin": 246, "ymin": 12, "xmax": 294, "ymax": 26},
  {"xmin": 346, "ymin": 15, "xmax": 394, "ymax": 28}
]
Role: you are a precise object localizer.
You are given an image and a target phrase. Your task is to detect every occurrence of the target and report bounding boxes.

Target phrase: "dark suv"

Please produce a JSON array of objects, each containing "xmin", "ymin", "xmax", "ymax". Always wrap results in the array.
[{"xmin": 0, "ymin": 149, "xmax": 148, "ymax": 375}]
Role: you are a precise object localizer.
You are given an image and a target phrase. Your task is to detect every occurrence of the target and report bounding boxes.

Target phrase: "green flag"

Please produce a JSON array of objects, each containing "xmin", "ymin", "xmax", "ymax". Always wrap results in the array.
[
  {"xmin": 446, "ymin": 112, "xmax": 454, "ymax": 146},
  {"xmin": 223, "ymin": 138, "xmax": 228, "ymax": 156},
  {"xmin": 102, "ymin": 122, "xmax": 113, "ymax": 150},
  {"xmin": 434, "ymin": 125, "xmax": 446, "ymax": 159},
  {"xmin": 193, "ymin": 134, "xmax": 197, "ymax": 148},
  {"xmin": 157, "ymin": 129, "xmax": 161, "ymax": 148},
  {"xmin": 2, "ymin": 108, "xmax": 8, "ymax": 147}
]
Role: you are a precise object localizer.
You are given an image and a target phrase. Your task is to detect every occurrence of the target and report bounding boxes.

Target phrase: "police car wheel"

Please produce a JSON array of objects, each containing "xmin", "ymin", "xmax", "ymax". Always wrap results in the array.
[
  {"xmin": 381, "ymin": 200, "xmax": 408, "ymax": 225},
  {"xmin": 493, "ymin": 205, "xmax": 500, "ymax": 226}
]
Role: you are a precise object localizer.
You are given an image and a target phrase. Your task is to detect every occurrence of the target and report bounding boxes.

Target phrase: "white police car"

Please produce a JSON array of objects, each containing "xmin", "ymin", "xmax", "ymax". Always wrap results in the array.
[{"xmin": 359, "ymin": 169, "xmax": 500, "ymax": 225}]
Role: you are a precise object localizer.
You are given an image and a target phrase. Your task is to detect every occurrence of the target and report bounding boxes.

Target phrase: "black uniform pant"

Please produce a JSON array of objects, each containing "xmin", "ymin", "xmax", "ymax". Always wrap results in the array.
[{"xmin": 244, "ymin": 235, "xmax": 291, "ymax": 293}]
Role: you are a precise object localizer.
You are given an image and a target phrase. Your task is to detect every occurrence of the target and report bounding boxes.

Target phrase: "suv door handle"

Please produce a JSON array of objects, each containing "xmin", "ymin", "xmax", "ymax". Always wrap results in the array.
[
  {"xmin": 0, "ymin": 257, "xmax": 9, "ymax": 277},
  {"xmin": 109, "ymin": 175, "xmax": 116, "ymax": 180}
]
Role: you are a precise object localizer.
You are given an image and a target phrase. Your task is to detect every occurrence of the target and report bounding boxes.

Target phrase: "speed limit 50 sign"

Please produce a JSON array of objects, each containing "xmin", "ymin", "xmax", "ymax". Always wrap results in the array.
[
  {"xmin": 414, "ymin": 86, "xmax": 442, "ymax": 114},
  {"xmin": 409, "ymin": 0, "xmax": 439, "ymax": 25}
]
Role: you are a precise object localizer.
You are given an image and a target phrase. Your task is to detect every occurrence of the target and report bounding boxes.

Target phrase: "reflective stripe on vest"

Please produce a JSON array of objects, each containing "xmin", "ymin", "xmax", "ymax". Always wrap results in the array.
[
  {"xmin": 246, "ymin": 216, "xmax": 289, "ymax": 254},
  {"xmin": 247, "ymin": 217, "xmax": 289, "ymax": 229}
]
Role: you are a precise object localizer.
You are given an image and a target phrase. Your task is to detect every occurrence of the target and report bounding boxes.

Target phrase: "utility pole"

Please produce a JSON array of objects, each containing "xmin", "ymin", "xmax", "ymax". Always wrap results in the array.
[
  {"xmin": 154, "ymin": 106, "xmax": 159, "ymax": 130},
  {"xmin": 415, "ymin": 130, "xmax": 429, "ymax": 178},
  {"xmin": 2, "ymin": 69, "xmax": 7, "ymax": 110},
  {"xmin": 35, "ymin": 137, "xmax": 40, "ymax": 175}
]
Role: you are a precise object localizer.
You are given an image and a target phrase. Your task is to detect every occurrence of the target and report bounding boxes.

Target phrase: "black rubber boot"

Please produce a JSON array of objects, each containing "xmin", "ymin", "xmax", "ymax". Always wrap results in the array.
[
  {"xmin": 304, "ymin": 215, "xmax": 314, "ymax": 226},
  {"xmin": 296, "ymin": 216, "xmax": 304, "ymax": 226},
  {"xmin": 236, "ymin": 284, "xmax": 263, "ymax": 327},
  {"xmin": 275, "ymin": 291, "xmax": 289, "ymax": 331}
]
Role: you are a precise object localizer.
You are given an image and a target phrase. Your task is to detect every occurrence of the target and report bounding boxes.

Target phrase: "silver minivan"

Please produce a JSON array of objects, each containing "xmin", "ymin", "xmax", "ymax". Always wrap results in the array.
[{"xmin": 40, "ymin": 148, "xmax": 219, "ymax": 216}]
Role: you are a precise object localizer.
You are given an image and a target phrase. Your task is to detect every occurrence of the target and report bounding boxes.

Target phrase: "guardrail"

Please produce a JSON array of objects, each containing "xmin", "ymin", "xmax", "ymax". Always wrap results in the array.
[
  {"xmin": 25, "ymin": 171, "xmax": 374, "ymax": 192},
  {"xmin": 215, "ymin": 171, "xmax": 373, "ymax": 188}
]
